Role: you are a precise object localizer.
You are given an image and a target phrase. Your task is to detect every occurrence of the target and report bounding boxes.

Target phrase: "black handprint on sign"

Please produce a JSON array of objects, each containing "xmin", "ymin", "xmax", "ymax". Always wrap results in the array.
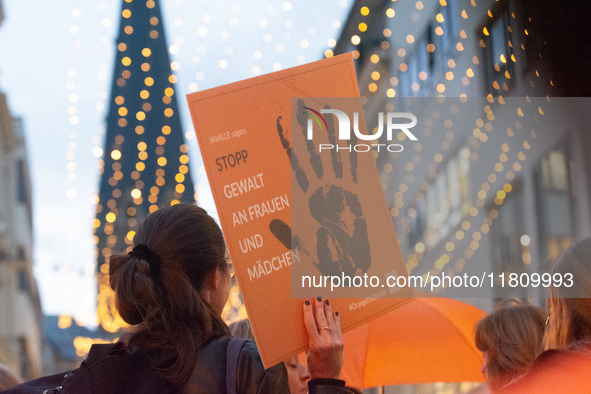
[
  {"xmin": 270, "ymin": 99, "xmax": 371, "ymax": 278},
  {"xmin": 276, "ymin": 116, "xmax": 309, "ymax": 194},
  {"xmin": 271, "ymin": 117, "xmax": 303, "ymax": 254}
]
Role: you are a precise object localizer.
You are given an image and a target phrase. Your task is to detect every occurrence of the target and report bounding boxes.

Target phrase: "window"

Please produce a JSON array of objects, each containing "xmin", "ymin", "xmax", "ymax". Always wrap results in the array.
[
  {"xmin": 17, "ymin": 269, "xmax": 28, "ymax": 292},
  {"xmin": 516, "ymin": 1, "xmax": 545, "ymax": 67},
  {"xmin": 482, "ymin": 3, "xmax": 514, "ymax": 95},
  {"xmin": 523, "ymin": 17, "xmax": 544, "ymax": 66},
  {"xmin": 19, "ymin": 337, "xmax": 32, "ymax": 379},
  {"xmin": 17, "ymin": 160, "xmax": 28, "ymax": 204},
  {"xmin": 403, "ymin": 54, "xmax": 420, "ymax": 98},
  {"xmin": 399, "ymin": 38, "xmax": 425, "ymax": 100},
  {"xmin": 405, "ymin": 145, "xmax": 471, "ymax": 250},
  {"xmin": 490, "ymin": 183, "xmax": 528, "ymax": 298},
  {"xmin": 535, "ymin": 145, "xmax": 575, "ymax": 272},
  {"xmin": 407, "ymin": 197, "xmax": 426, "ymax": 247},
  {"xmin": 16, "ymin": 246, "xmax": 25, "ymax": 261},
  {"xmin": 355, "ymin": 39, "xmax": 384, "ymax": 75},
  {"xmin": 417, "ymin": 31, "xmax": 432, "ymax": 75},
  {"xmin": 399, "ymin": 1, "xmax": 458, "ymax": 99},
  {"xmin": 431, "ymin": 1, "xmax": 458, "ymax": 67}
]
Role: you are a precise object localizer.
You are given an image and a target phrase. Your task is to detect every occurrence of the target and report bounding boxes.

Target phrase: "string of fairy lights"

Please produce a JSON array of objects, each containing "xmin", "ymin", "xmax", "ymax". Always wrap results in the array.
[
  {"xmin": 169, "ymin": 5, "xmax": 203, "ymax": 204},
  {"xmin": 65, "ymin": 8, "xmax": 83, "ymax": 200},
  {"xmin": 170, "ymin": 0, "xmax": 348, "ymax": 324},
  {"xmin": 403, "ymin": 104, "xmax": 538, "ymax": 289},
  {"xmin": 340, "ymin": 0, "xmax": 550, "ymax": 293},
  {"xmin": 58, "ymin": 0, "xmax": 349, "ymax": 344},
  {"xmin": 56, "ymin": 6, "xmax": 99, "ymax": 332},
  {"xmin": 94, "ymin": 0, "xmax": 194, "ymax": 334},
  {"xmin": 57, "ymin": 0, "xmax": 556, "ymax": 356}
]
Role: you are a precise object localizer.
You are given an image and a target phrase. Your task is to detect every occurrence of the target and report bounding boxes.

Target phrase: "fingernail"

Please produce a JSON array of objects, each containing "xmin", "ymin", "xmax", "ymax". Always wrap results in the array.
[
  {"xmin": 317, "ymin": 296, "xmax": 322, "ymax": 302},
  {"xmin": 305, "ymin": 300, "xmax": 310, "ymax": 306},
  {"xmin": 325, "ymin": 299, "xmax": 330, "ymax": 306},
  {"xmin": 335, "ymin": 311, "xmax": 339, "ymax": 317}
]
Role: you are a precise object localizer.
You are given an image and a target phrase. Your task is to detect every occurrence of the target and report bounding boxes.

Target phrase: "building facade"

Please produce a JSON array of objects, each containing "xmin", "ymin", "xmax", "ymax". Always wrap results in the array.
[
  {"xmin": 0, "ymin": 93, "xmax": 43, "ymax": 380},
  {"xmin": 336, "ymin": 0, "xmax": 591, "ymax": 302},
  {"xmin": 0, "ymin": 0, "xmax": 43, "ymax": 380},
  {"xmin": 334, "ymin": 1, "xmax": 591, "ymax": 392}
]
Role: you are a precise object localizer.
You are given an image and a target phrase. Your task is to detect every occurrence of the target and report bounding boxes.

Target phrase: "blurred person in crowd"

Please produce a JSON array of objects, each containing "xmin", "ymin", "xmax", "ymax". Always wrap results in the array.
[
  {"xmin": 229, "ymin": 319, "xmax": 362, "ymax": 394},
  {"xmin": 7, "ymin": 204, "xmax": 350, "ymax": 393},
  {"xmin": 229, "ymin": 318, "xmax": 311, "ymax": 394},
  {"xmin": 283, "ymin": 355, "xmax": 311, "ymax": 394},
  {"xmin": 228, "ymin": 319, "xmax": 255, "ymax": 341},
  {"xmin": 502, "ymin": 237, "xmax": 591, "ymax": 393},
  {"xmin": 0, "ymin": 363, "xmax": 22, "ymax": 391},
  {"xmin": 473, "ymin": 299, "xmax": 545, "ymax": 393}
]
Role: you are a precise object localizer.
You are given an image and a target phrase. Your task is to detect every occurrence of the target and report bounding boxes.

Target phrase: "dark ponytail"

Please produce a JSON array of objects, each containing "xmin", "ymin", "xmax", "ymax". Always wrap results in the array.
[{"xmin": 109, "ymin": 204, "xmax": 230, "ymax": 385}]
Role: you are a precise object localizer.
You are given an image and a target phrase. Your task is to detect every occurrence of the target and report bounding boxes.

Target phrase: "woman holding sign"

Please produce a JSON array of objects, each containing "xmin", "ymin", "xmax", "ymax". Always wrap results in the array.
[{"xmin": 108, "ymin": 203, "xmax": 349, "ymax": 393}]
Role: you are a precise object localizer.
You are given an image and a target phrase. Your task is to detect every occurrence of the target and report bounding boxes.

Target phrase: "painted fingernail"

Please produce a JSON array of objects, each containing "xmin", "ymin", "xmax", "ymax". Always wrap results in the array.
[
  {"xmin": 325, "ymin": 299, "xmax": 330, "ymax": 306},
  {"xmin": 317, "ymin": 296, "xmax": 322, "ymax": 302},
  {"xmin": 305, "ymin": 300, "xmax": 310, "ymax": 306},
  {"xmin": 335, "ymin": 311, "xmax": 339, "ymax": 317}
]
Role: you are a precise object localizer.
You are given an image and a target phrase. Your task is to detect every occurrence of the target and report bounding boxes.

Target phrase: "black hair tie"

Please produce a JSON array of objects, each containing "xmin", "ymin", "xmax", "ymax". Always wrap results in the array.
[{"xmin": 129, "ymin": 244, "xmax": 163, "ymax": 287}]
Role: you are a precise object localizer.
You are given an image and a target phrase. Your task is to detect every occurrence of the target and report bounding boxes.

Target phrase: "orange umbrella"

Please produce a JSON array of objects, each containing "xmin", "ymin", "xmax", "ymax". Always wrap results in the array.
[{"xmin": 341, "ymin": 295, "xmax": 486, "ymax": 388}]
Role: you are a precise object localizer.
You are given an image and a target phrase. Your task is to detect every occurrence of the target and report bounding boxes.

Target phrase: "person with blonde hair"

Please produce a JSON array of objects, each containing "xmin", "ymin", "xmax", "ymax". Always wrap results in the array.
[
  {"xmin": 228, "ymin": 319, "xmax": 255, "ymax": 342},
  {"xmin": 502, "ymin": 237, "xmax": 591, "ymax": 393},
  {"xmin": 474, "ymin": 299, "xmax": 545, "ymax": 392}
]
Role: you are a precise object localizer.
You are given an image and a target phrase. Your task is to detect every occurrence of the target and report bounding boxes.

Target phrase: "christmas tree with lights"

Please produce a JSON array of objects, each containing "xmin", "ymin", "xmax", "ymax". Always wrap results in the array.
[{"xmin": 94, "ymin": 0, "xmax": 194, "ymax": 333}]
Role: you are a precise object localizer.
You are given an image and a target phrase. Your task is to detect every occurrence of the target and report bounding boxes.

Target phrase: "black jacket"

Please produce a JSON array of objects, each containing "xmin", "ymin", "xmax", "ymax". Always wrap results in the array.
[
  {"xmin": 181, "ymin": 336, "xmax": 351, "ymax": 394},
  {"xmin": 2, "ymin": 337, "xmax": 350, "ymax": 394}
]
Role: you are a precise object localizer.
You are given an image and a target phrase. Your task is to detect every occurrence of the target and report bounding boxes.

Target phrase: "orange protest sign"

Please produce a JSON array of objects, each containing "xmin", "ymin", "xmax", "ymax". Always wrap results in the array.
[{"xmin": 187, "ymin": 54, "xmax": 412, "ymax": 368}]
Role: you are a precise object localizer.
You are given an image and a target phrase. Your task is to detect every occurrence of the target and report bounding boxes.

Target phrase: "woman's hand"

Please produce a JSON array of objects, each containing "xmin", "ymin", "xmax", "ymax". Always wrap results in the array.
[{"xmin": 303, "ymin": 297, "xmax": 344, "ymax": 380}]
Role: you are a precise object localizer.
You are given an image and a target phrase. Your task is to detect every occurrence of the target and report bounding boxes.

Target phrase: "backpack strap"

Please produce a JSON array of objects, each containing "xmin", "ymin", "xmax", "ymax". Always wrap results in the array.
[{"xmin": 226, "ymin": 338, "xmax": 247, "ymax": 394}]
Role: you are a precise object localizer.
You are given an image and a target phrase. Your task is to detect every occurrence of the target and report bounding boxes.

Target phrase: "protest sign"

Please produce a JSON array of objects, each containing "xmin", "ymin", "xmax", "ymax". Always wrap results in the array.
[{"xmin": 187, "ymin": 54, "xmax": 412, "ymax": 367}]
